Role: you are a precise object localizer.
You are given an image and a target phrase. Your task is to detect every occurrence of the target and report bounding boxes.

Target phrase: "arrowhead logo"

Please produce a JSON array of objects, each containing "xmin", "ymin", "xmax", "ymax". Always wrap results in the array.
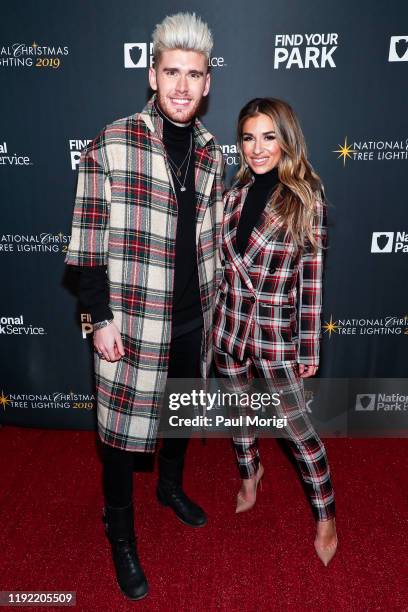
[
  {"xmin": 388, "ymin": 36, "xmax": 408, "ymax": 62},
  {"xmin": 129, "ymin": 45, "xmax": 143, "ymax": 66},
  {"xmin": 355, "ymin": 394, "xmax": 376, "ymax": 411},
  {"xmin": 396, "ymin": 38, "xmax": 408, "ymax": 58},
  {"xmin": 376, "ymin": 234, "xmax": 391, "ymax": 251},
  {"xmin": 124, "ymin": 43, "xmax": 151, "ymax": 68},
  {"xmin": 371, "ymin": 232, "xmax": 394, "ymax": 253}
]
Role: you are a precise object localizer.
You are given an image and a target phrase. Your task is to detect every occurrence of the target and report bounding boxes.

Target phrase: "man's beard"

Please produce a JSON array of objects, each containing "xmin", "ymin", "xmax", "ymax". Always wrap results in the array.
[{"xmin": 155, "ymin": 92, "xmax": 199, "ymax": 125}]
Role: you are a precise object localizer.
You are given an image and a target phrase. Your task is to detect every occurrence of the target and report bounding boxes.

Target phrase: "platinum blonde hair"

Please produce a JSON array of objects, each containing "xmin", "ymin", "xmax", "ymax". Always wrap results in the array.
[{"xmin": 152, "ymin": 12, "xmax": 213, "ymax": 65}]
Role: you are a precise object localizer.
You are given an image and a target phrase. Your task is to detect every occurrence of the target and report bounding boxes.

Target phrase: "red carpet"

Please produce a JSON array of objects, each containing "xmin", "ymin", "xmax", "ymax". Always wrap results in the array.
[{"xmin": 0, "ymin": 426, "xmax": 406, "ymax": 611}]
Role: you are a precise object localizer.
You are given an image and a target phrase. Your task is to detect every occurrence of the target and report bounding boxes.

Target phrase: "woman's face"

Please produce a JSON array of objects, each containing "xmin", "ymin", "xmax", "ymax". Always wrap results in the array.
[{"xmin": 241, "ymin": 113, "xmax": 282, "ymax": 174}]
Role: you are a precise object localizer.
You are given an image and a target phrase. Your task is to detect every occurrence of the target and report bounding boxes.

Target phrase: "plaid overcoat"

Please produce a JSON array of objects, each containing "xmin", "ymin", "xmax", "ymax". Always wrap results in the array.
[
  {"xmin": 213, "ymin": 177, "xmax": 327, "ymax": 366},
  {"xmin": 65, "ymin": 95, "xmax": 224, "ymax": 452}
]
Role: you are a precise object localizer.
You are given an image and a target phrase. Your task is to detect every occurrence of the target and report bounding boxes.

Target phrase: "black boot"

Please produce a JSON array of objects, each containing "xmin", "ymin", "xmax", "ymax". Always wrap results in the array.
[
  {"xmin": 103, "ymin": 502, "xmax": 148, "ymax": 601},
  {"xmin": 156, "ymin": 451, "xmax": 207, "ymax": 527}
]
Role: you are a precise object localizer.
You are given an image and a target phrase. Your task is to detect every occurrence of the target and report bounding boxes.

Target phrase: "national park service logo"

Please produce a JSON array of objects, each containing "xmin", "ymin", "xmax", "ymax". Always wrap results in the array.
[
  {"xmin": 371, "ymin": 232, "xmax": 394, "ymax": 253},
  {"xmin": 355, "ymin": 394, "xmax": 376, "ymax": 411}
]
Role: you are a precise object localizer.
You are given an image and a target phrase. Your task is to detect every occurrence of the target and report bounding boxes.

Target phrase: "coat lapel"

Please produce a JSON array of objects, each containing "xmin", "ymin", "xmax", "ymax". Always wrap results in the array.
[
  {"xmin": 139, "ymin": 96, "xmax": 178, "ymax": 201},
  {"xmin": 194, "ymin": 145, "xmax": 217, "ymax": 243}
]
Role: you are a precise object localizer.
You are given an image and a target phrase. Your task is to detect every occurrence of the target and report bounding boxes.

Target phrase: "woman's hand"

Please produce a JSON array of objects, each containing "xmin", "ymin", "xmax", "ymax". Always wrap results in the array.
[
  {"xmin": 298, "ymin": 364, "xmax": 318, "ymax": 378},
  {"xmin": 94, "ymin": 322, "xmax": 125, "ymax": 362}
]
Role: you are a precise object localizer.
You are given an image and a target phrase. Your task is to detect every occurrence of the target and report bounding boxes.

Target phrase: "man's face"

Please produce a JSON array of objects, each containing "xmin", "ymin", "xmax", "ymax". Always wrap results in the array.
[{"xmin": 149, "ymin": 49, "xmax": 210, "ymax": 124}]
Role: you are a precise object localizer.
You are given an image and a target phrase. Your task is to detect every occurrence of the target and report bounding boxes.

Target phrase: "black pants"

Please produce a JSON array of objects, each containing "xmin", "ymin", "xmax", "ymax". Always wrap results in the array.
[{"xmin": 102, "ymin": 324, "xmax": 202, "ymax": 507}]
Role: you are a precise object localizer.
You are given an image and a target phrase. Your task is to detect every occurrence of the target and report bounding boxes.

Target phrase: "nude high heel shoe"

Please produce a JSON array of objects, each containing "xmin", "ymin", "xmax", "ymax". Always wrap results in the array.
[
  {"xmin": 314, "ymin": 517, "xmax": 338, "ymax": 566},
  {"xmin": 235, "ymin": 463, "xmax": 264, "ymax": 514}
]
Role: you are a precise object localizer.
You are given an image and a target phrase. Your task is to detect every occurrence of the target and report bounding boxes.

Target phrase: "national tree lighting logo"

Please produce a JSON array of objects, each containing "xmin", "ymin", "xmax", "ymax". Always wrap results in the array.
[
  {"xmin": 0, "ymin": 390, "xmax": 10, "ymax": 410},
  {"xmin": 0, "ymin": 232, "xmax": 70, "ymax": 254},
  {"xmin": 0, "ymin": 41, "xmax": 69, "ymax": 69},
  {"xmin": 323, "ymin": 314, "xmax": 408, "ymax": 337},
  {"xmin": 0, "ymin": 390, "xmax": 95, "ymax": 411},
  {"xmin": 333, "ymin": 136, "xmax": 408, "ymax": 165}
]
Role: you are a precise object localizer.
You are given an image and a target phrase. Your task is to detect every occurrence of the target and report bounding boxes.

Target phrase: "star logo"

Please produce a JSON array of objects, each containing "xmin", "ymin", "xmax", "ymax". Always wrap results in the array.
[
  {"xmin": 333, "ymin": 137, "xmax": 356, "ymax": 166},
  {"xmin": 0, "ymin": 390, "xmax": 10, "ymax": 410},
  {"xmin": 323, "ymin": 315, "xmax": 339, "ymax": 338},
  {"xmin": 32, "ymin": 41, "xmax": 38, "ymax": 51}
]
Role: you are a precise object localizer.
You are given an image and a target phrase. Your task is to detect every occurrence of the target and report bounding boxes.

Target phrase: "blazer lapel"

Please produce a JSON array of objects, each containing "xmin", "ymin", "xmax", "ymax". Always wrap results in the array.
[
  {"xmin": 225, "ymin": 181, "xmax": 285, "ymax": 290},
  {"xmin": 242, "ymin": 204, "xmax": 284, "ymax": 269},
  {"xmin": 224, "ymin": 184, "xmax": 255, "ymax": 292}
]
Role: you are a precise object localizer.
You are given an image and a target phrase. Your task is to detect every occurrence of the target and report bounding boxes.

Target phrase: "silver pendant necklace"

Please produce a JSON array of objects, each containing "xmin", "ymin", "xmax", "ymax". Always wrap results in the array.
[
  {"xmin": 167, "ymin": 134, "xmax": 193, "ymax": 192},
  {"xmin": 166, "ymin": 134, "xmax": 192, "ymax": 178}
]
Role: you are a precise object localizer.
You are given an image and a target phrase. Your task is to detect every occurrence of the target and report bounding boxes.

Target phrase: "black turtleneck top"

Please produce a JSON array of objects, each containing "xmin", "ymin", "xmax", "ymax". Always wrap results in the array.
[
  {"xmin": 236, "ymin": 166, "xmax": 280, "ymax": 257},
  {"xmin": 76, "ymin": 102, "xmax": 202, "ymax": 332},
  {"xmin": 155, "ymin": 102, "xmax": 202, "ymax": 329}
]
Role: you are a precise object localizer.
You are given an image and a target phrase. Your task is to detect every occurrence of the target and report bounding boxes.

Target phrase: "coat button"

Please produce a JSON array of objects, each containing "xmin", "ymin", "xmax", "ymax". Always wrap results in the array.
[
  {"xmin": 220, "ymin": 292, "xmax": 226, "ymax": 298},
  {"xmin": 221, "ymin": 259, "xmax": 226, "ymax": 266},
  {"xmin": 269, "ymin": 266, "xmax": 276, "ymax": 274},
  {"xmin": 250, "ymin": 296, "xmax": 256, "ymax": 304}
]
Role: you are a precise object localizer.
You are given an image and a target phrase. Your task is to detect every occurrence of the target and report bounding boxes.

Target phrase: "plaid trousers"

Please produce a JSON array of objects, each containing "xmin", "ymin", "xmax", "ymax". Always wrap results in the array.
[{"xmin": 213, "ymin": 348, "xmax": 336, "ymax": 521}]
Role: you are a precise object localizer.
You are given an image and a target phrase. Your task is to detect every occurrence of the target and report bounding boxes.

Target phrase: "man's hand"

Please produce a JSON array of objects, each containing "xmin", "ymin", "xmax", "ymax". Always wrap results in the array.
[
  {"xmin": 94, "ymin": 322, "xmax": 125, "ymax": 362},
  {"xmin": 298, "ymin": 364, "xmax": 318, "ymax": 378}
]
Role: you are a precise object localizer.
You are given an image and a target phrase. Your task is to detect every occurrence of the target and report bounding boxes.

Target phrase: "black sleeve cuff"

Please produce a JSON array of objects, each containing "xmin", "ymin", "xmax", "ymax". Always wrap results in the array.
[{"xmin": 77, "ymin": 265, "xmax": 113, "ymax": 324}]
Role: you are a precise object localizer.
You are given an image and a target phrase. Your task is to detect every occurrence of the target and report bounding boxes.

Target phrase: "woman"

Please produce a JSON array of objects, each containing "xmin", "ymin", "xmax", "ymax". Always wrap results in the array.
[{"xmin": 213, "ymin": 98, "xmax": 338, "ymax": 566}]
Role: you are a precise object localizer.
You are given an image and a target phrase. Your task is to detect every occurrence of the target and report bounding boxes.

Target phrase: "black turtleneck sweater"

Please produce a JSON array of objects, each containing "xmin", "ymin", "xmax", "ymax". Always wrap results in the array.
[
  {"xmin": 236, "ymin": 166, "xmax": 280, "ymax": 257},
  {"xmin": 156, "ymin": 102, "xmax": 202, "ymax": 328},
  {"xmin": 76, "ymin": 103, "xmax": 202, "ymax": 331}
]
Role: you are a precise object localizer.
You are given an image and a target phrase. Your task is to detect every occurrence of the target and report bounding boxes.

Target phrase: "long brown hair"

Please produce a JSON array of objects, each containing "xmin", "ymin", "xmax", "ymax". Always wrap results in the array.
[{"xmin": 235, "ymin": 97, "xmax": 324, "ymax": 252}]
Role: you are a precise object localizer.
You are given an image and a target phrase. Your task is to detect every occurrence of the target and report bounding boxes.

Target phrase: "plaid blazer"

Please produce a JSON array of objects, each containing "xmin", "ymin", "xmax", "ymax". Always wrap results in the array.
[
  {"xmin": 65, "ymin": 95, "xmax": 224, "ymax": 452},
  {"xmin": 213, "ymin": 177, "xmax": 327, "ymax": 366}
]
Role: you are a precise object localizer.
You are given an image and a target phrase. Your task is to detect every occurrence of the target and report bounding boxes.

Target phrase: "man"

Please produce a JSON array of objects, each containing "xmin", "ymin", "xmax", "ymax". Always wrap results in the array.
[{"xmin": 65, "ymin": 13, "xmax": 224, "ymax": 601}]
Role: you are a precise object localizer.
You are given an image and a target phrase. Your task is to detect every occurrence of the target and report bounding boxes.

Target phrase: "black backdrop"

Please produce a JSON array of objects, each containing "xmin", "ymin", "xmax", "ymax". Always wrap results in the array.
[{"xmin": 1, "ymin": 1, "xmax": 408, "ymax": 432}]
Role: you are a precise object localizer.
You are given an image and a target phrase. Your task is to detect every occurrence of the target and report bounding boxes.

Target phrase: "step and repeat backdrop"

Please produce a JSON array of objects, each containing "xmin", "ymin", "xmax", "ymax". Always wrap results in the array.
[{"xmin": 1, "ymin": 1, "xmax": 407, "ymax": 434}]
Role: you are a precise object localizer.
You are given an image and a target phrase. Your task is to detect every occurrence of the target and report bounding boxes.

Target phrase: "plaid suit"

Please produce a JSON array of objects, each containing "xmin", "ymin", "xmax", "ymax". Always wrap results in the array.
[
  {"xmin": 213, "ymin": 176, "xmax": 327, "ymax": 365},
  {"xmin": 213, "ymin": 179, "xmax": 335, "ymax": 521},
  {"xmin": 65, "ymin": 95, "xmax": 224, "ymax": 452}
]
